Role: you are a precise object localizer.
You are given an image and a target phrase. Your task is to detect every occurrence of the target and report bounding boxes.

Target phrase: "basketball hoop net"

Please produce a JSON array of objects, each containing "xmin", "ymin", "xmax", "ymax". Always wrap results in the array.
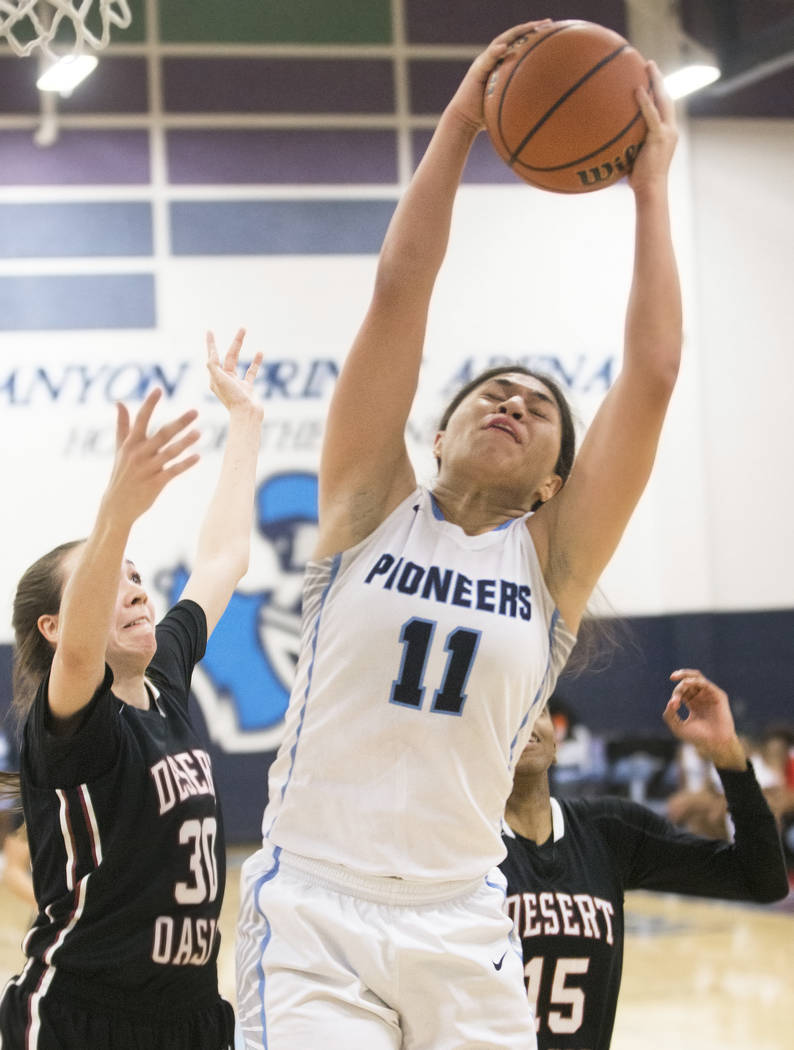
[{"xmin": 0, "ymin": 0, "xmax": 132, "ymax": 59}]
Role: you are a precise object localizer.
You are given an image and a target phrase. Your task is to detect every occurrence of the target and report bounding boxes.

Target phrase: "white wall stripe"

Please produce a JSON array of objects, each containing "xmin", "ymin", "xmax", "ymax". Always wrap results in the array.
[
  {"xmin": 146, "ymin": 0, "xmax": 171, "ymax": 301},
  {"xmin": 0, "ymin": 112, "xmax": 443, "ymax": 131},
  {"xmin": 390, "ymin": 0, "xmax": 412, "ymax": 186},
  {"xmin": 61, "ymin": 42, "xmax": 481, "ymax": 59}
]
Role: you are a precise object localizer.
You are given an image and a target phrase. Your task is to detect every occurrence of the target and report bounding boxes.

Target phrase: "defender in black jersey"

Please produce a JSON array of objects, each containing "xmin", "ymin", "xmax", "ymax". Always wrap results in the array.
[
  {"xmin": 500, "ymin": 669, "xmax": 788, "ymax": 1050},
  {"xmin": 0, "ymin": 332, "xmax": 263, "ymax": 1050}
]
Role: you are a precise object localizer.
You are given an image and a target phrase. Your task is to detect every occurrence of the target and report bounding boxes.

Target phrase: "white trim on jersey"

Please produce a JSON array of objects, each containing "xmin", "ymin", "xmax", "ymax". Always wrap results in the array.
[
  {"xmin": 78, "ymin": 784, "xmax": 103, "ymax": 867},
  {"xmin": 55, "ymin": 789, "xmax": 76, "ymax": 892},
  {"xmin": 7, "ymin": 961, "xmax": 33, "ymax": 991},
  {"xmin": 145, "ymin": 675, "xmax": 166, "ymax": 718},
  {"xmin": 43, "ymin": 875, "xmax": 89, "ymax": 965},
  {"xmin": 508, "ymin": 609, "xmax": 563, "ymax": 768},
  {"xmin": 22, "ymin": 904, "xmax": 60, "ymax": 958},
  {"xmin": 550, "ymin": 797, "xmax": 565, "ymax": 842},
  {"xmin": 502, "ymin": 800, "xmax": 565, "ymax": 846},
  {"xmin": 264, "ymin": 553, "xmax": 341, "ymax": 842},
  {"xmin": 26, "ymin": 963, "xmax": 56, "ymax": 1050},
  {"xmin": 36, "ymin": 785, "xmax": 101, "ymax": 968}
]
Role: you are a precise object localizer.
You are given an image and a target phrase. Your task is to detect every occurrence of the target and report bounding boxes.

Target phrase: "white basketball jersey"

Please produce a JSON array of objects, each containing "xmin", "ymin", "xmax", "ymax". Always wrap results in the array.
[{"xmin": 263, "ymin": 487, "xmax": 576, "ymax": 881}]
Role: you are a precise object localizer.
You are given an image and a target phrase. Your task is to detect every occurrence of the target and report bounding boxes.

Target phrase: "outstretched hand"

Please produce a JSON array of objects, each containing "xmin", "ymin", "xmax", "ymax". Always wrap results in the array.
[
  {"xmin": 206, "ymin": 328, "xmax": 264, "ymax": 418},
  {"xmin": 628, "ymin": 60, "xmax": 678, "ymax": 193},
  {"xmin": 663, "ymin": 669, "xmax": 747, "ymax": 771},
  {"xmin": 448, "ymin": 20, "xmax": 552, "ymax": 131},
  {"xmin": 108, "ymin": 388, "xmax": 200, "ymax": 525}
]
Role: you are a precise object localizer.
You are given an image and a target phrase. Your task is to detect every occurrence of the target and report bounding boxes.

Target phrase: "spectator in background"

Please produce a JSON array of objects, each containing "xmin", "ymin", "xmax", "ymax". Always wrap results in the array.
[
  {"xmin": 668, "ymin": 722, "xmax": 794, "ymax": 845},
  {"xmin": 547, "ymin": 694, "xmax": 598, "ymax": 794},
  {"xmin": 750, "ymin": 726, "xmax": 794, "ymax": 871},
  {"xmin": 750, "ymin": 726, "xmax": 793, "ymax": 794},
  {"xmin": 549, "ymin": 695, "xmax": 593, "ymax": 769},
  {"xmin": 667, "ymin": 737, "xmax": 730, "ymax": 839},
  {"xmin": 0, "ymin": 728, "xmax": 33, "ymax": 906}
]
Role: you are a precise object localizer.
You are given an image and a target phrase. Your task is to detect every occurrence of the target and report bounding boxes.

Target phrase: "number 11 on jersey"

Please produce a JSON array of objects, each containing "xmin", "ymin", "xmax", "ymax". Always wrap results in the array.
[{"xmin": 390, "ymin": 616, "xmax": 481, "ymax": 716}]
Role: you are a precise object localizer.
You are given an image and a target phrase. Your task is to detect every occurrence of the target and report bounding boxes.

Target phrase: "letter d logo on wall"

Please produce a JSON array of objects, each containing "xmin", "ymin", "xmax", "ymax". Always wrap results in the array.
[{"xmin": 159, "ymin": 471, "xmax": 319, "ymax": 753}]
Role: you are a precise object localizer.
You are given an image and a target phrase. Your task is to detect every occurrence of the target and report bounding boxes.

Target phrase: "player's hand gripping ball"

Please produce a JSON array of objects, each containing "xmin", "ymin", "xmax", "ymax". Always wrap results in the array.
[{"xmin": 484, "ymin": 20, "xmax": 650, "ymax": 193}]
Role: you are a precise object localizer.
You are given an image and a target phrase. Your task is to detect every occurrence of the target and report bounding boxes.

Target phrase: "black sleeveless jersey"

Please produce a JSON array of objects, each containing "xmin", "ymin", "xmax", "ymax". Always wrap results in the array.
[
  {"xmin": 18, "ymin": 600, "xmax": 226, "ymax": 1015},
  {"xmin": 500, "ymin": 764, "xmax": 787, "ymax": 1050}
]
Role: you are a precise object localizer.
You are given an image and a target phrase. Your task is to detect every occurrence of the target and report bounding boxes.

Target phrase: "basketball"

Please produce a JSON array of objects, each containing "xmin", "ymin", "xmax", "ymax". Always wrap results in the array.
[{"xmin": 484, "ymin": 20, "xmax": 650, "ymax": 194}]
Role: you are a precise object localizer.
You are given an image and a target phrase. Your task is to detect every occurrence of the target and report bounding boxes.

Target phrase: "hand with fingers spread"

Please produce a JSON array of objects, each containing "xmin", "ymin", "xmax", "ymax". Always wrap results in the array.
[
  {"xmin": 629, "ymin": 60, "xmax": 678, "ymax": 193},
  {"xmin": 664, "ymin": 669, "xmax": 748, "ymax": 771},
  {"xmin": 178, "ymin": 328, "xmax": 265, "ymax": 636},
  {"xmin": 206, "ymin": 328, "xmax": 264, "ymax": 420},
  {"xmin": 102, "ymin": 387, "xmax": 200, "ymax": 528},
  {"xmin": 448, "ymin": 20, "xmax": 552, "ymax": 131}
]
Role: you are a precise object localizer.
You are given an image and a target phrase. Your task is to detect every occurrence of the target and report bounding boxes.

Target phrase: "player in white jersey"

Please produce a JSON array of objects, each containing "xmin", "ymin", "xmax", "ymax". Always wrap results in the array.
[{"xmin": 237, "ymin": 20, "xmax": 681, "ymax": 1050}]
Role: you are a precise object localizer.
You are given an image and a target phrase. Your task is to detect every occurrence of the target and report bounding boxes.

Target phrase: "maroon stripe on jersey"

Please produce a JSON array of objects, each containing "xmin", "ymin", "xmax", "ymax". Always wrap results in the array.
[{"xmin": 78, "ymin": 784, "xmax": 103, "ymax": 867}]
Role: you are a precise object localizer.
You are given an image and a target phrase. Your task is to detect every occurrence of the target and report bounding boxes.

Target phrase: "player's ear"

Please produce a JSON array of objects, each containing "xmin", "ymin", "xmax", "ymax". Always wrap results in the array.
[
  {"xmin": 432, "ymin": 430, "xmax": 444, "ymax": 467},
  {"xmin": 536, "ymin": 473, "xmax": 563, "ymax": 506},
  {"xmin": 37, "ymin": 613, "xmax": 60, "ymax": 646}
]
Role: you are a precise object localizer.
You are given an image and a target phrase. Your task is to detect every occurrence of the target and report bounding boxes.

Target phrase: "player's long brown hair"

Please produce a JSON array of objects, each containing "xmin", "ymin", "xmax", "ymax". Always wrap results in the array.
[{"xmin": 0, "ymin": 540, "xmax": 83, "ymax": 804}]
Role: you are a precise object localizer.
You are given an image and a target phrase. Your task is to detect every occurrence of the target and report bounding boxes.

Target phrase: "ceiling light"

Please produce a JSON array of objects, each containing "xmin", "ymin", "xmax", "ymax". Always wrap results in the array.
[
  {"xmin": 36, "ymin": 55, "xmax": 98, "ymax": 96},
  {"xmin": 664, "ymin": 62, "xmax": 721, "ymax": 100}
]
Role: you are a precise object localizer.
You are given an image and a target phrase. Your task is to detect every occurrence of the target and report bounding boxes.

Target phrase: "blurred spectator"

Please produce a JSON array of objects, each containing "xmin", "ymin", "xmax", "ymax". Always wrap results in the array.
[
  {"xmin": 547, "ymin": 694, "xmax": 598, "ymax": 793},
  {"xmin": 666, "ymin": 723, "xmax": 794, "ymax": 856},
  {"xmin": 751, "ymin": 727, "xmax": 792, "ymax": 790},
  {"xmin": 666, "ymin": 739, "xmax": 730, "ymax": 838},
  {"xmin": 0, "ymin": 727, "xmax": 34, "ymax": 907},
  {"xmin": 749, "ymin": 727, "xmax": 794, "ymax": 871}
]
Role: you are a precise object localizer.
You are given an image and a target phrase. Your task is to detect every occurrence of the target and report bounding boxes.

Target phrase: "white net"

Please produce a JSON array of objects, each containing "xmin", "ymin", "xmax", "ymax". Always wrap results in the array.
[{"xmin": 0, "ymin": 0, "xmax": 132, "ymax": 58}]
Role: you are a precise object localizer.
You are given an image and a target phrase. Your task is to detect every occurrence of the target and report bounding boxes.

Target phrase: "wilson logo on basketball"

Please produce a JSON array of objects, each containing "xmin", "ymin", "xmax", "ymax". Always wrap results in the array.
[{"xmin": 576, "ymin": 143, "xmax": 642, "ymax": 186}]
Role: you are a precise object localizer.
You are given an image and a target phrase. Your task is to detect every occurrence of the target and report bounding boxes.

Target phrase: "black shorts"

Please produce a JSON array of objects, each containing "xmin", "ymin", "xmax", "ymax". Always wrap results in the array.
[{"xmin": 0, "ymin": 964, "xmax": 236, "ymax": 1050}]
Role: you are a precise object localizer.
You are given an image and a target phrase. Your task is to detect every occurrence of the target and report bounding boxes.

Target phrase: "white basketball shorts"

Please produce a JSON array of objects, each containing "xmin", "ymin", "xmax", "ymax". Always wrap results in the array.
[{"xmin": 236, "ymin": 843, "xmax": 535, "ymax": 1050}]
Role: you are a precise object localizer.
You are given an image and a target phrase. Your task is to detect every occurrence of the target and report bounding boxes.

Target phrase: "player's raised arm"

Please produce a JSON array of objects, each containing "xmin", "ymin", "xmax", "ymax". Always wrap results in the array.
[
  {"xmin": 315, "ymin": 22, "xmax": 551, "ymax": 560},
  {"xmin": 531, "ymin": 61, "xmax": 681, "ymax": 633},
  {"xmin": 44, "ymin": 391, "xmax": 200, "ymax": 723},
  {"xmin": 181, "ymin": 330, "xmax": 264, "ymax": 637}
]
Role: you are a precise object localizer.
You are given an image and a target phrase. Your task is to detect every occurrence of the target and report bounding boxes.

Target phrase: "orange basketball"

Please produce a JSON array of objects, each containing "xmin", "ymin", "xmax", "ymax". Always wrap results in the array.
[{"xmin": 483, "ymin": 20, "xmax": 650, "ymax": 193}]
